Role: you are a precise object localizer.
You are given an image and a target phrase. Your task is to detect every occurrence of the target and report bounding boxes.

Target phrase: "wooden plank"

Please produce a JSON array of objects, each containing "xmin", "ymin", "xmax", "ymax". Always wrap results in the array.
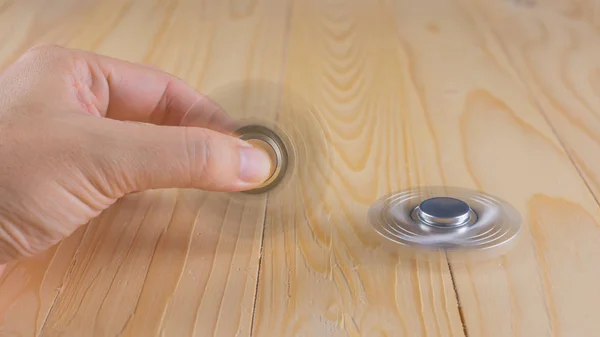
[
  {"xmin": 0, "ymin": 0, "xmax": 290, "ymax": 336},
  {"xmin": 0, "ymin": 228, "xmax": 86, "ymax": 337},
  {"xmin": 387, "ymin": 0, "xmax": 600, "ymax": 336},
  {"xmin": 251, "ymin": 1, "xmax": 466, "ymax": 336},
  {"xmin": 459, "ymin": 1, "xmax": 600, "ymax": 203},
  {"xmin": 38, "ymin": 190, "xmax": 267, "ymax": 336},
  {"xmin": 0, "ymin": 0, "xmax": 98, "ymax": 67}
]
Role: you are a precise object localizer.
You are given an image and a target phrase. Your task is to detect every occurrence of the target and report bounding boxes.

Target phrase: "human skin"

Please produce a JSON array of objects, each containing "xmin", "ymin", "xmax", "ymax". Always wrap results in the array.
[{"xmin": 0, "ymin": 45, "xmax": 272, "ymax": 277}]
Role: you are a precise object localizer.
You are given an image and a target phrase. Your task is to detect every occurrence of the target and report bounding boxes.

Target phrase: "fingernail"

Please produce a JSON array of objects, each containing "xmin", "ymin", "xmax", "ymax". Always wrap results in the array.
[{"xmin": 239, "ymin": 146, "xmax": 272, "ymax": 183}]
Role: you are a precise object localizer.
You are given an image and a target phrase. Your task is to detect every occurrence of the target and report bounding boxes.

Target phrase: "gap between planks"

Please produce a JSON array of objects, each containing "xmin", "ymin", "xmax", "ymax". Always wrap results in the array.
[
  {"xmin": 446, "ymin": 257, "xmax": 469, "ymax": 337},
  {"xmin": 249, "ymin": 1, "xmax": 294, "ymax": 334},
  {"xmin": 387, "ymin": 2, "xmax": 471, "ymax": 336},
  {"xmin": 249, "ymin": 194, "xmax": 269, "ymax": 337}
]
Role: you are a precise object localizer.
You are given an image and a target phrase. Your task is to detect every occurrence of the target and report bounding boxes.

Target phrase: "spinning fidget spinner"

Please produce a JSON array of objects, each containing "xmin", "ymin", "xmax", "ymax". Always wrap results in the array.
[
  {"xmin": 367, "ymin": 186, "xmax": 522, "ymax": 253},
  {"xmin": 206, "ymin": 81, "xmax": 333, "ymax": 208},
  {"xmin": 235, "ymin": 124, "xmax": 289, "ymax": 194}
]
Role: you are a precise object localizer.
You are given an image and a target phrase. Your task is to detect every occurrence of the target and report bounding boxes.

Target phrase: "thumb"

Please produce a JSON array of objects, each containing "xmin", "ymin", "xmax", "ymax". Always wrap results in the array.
[{"xmin": 92, "ymin": 120, "xmax": 273, "ymax": 194}]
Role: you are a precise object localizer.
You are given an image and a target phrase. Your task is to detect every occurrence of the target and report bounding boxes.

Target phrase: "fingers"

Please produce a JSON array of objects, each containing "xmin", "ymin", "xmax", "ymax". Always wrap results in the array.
[
  {"xmin": 96, "ymin": 55, "xmax": 237, "ymax": 133},
  {"xmin": 23, "ymin": 44, "xmax": 238, "ymax": 133},
  {"xmin": 91, "ymin": 51, "xmax": 236, "ymax": 133},
  {"xmin": 90, "ymin": 118, "xmax": 272, "ymax": 194},
  {"xmin": 9, "ymin": 45, "xmax": 271, "ymax": 193}
]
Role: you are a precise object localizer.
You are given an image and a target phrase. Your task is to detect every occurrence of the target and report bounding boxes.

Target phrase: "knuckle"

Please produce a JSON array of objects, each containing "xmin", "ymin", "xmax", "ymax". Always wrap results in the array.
[
  {"xmin": 26, "ymin": 43, "xmax": 62, "ymax": 54},
  {"xmin": 20, "ymin": 44, "xmax": 73, "ymax": 70},
  {"xmin": 0, "ymin": 220, "xmax": 37, "ymax": 263},
  {"xmin": 23, "ymin": 43, "xmax": 65, "ymax": 60},
  {"xmin": 184, "ymin": 128, "xmax": 228, "ymax": 189},
  {"xmin": 185, "ymin": 128, "xmax": 211, "ymax": 186}
]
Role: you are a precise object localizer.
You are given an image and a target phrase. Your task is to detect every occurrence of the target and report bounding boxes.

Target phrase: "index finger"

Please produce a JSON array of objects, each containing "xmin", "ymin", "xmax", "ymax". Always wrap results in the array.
[{"xmin": 74, "ymin": 48, "xmax": 238, "ymax": 134}]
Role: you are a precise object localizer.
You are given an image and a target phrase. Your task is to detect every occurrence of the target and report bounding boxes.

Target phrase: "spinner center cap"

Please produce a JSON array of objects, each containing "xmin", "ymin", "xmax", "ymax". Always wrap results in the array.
[{"xmin": 416, "ymin": 197, "xmax": 472, "ymax": 228}]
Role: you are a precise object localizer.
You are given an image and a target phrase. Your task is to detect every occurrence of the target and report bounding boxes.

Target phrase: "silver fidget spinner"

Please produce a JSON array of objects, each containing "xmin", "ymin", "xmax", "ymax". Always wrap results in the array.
[
  {"xmin": 229, "ymin": 110, "xmax": 332, "ymax": 201},
  {"xmin": 207, "ymin": 81, "xmax": 333, "ymax": 206},
  {"xmin": 368, "ymin": 186, "xmax": 521, "ymax": 253},
  {"xmin": 235, "ymin": 124, "xmax": 289, "ymax": 194}
]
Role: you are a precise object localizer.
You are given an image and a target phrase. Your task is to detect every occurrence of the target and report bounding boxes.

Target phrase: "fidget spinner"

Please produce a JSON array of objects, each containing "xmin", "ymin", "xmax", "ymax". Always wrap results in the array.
[
  {"xmin": 235, "ymin": 123, "xmax": 289, "ymax": 194},
  {"xmin": 205, "ymin": 81, "xmax": 333, "ymax": 208},
  {"xmin": 367, "ymin": 186, "xmax": 522, "ymax": 256}
]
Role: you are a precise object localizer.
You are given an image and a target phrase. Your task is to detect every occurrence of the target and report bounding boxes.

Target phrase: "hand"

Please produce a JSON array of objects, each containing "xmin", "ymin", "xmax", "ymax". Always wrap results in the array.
[{"xmin": 0, "ymin": 45, "xmax": 272, "ymax": 268}]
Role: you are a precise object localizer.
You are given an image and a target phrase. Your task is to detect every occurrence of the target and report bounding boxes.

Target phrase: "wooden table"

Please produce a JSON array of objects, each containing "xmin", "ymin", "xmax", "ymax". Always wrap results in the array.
[{"xmin": 2, "ymin": 0, "xmax": 600, "ymax": 336}]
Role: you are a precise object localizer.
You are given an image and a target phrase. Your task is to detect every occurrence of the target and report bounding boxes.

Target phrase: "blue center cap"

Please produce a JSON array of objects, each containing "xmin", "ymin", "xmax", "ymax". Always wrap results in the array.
[{"xmin": 417, "ymin": 197, "xmax": 471, "ymax": 227}]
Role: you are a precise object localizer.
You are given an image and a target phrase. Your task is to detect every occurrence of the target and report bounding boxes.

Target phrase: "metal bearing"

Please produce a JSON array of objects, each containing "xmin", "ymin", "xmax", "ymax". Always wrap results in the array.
[
  {"xmin": 235, "ymin": 124, "xmax": 288, "ymax": 194},
  {"xmin": 368, "ymin": 186, "xmax": 521, "ymax": 252}
]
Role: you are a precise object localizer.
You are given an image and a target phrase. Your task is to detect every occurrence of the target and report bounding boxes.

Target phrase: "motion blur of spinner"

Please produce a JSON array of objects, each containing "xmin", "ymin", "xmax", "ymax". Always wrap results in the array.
[
  {"xmin": 203, "ymin": 80, "xmax": 335, "ymax": 220},
  {"xmin": 368, "ymin": 186, "xmax": 522, "ymax": 262},
  {"xmin": 203, "ymin": 80, "xmax": 522, "ymax": 262}
]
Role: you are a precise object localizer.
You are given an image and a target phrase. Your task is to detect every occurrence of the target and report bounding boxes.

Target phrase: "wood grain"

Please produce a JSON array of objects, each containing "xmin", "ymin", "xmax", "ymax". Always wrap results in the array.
[
  {"xmin": 251, "ymin": 1, "xmax": 465, "ymax": 336},
  {"xmin": 460, "ymin": 0, "xmax": 600, "ymax": 201},
  {"xmin": 387, "ymin": 0, "xmax": 600, "ymax": 336},
  {"xmin": 38, "ymin": 190, "xmax": 267, "ymax": 336},
  {"xmin": 0, "ymin": 228, "xmax": 86, "ymax": 337}
]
